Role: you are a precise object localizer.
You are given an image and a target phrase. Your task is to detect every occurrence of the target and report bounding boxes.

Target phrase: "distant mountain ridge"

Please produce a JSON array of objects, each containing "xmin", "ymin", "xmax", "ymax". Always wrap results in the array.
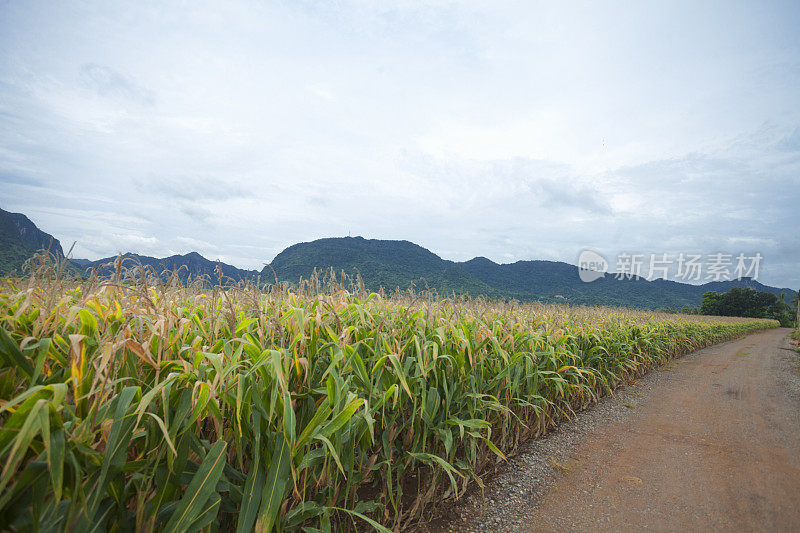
[
  {"xmin": 262, "ymin": 237, "xmax": 796, "ymax": 309},
  {"xmin": 0, "ymin": 206, "xmax": 258, "ymax": 281},
  {"xmin": 458, "ymin": 254, "xmax": 792, "ymax": 308},
  {"xmin": 76, "ymin": 252, "xmax": 259, "ymax": 283},
  {"xmin": 0, "ymin": 208, "xmax": 65, "ymax": 275},
  {"xmin": 0, "ymin": 208, "xmax": 794, "ymax": 309}
]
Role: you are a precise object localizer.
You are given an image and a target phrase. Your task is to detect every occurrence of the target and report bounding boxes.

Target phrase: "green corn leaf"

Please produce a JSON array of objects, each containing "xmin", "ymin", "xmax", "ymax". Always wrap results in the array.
[
  {"xmin": 0, "ymin": 326, "xmax": 34, "ymax": 379},
  {"xmin": 135, "ymin": 375, "xmax": 178, "ymax": 423},
  {"xmin": 331, "ymin": 506, "xmax": 393, "ymax": 533},
  {"xmin": 386, "ymin": 354, "xmax": 412, "ymax": 398},
  {"xmin": 254, "ymin": 435, "xmax": 291, "ymax": 533},
  {"xmin": 143, "ymin": 411, "xmax": 177, "ymax": 456},
  {"xmin": 189, "ymin": 492, "xmax": 221, "ymax": 532},
  {"xmin": 0, "ymin": 384, "xmax": 45, "ymax": 416},
  {"xmin": 83, "ymin": 386, "xmax": 138, "ymax": 521},
  {"xmin": 164, "ymin": 438, "xmax": 228, "ymax": 533},
  {"xmin": 293, "ymin": 400, "xmax": 332, "ymax": 454},
  {"xmin": 283, "ymin": 391, "xmax": 296, "ymax": 450},
  {"xmin": 270, "ymin": 349, "xmax": 288, "ymax": 395},
  {"xmin": 47, "ymin": 422, "xmax": 66, "ymax": 502},
  {"xmin": 236, "ymin": 415, "xmax": 264, "ymax": 533},
  {"xmin": 326, "ymin": 375, "xmax": 336, "ymax": 407},
  {"xmin": 31, "ymin": 338, "xmax": 51, "ymax": 385},
  {"xmin": 349, "ymin": 349, "xmax": 370, "ymax": 387},
  {"xmin": 0, "ymin": 456, "xmax": 48, "ymax": 511},
  {"xmin": 78, "ymin": 309, "xmax": 98, "ymax": 337},
  {"xmin": 0, "ymin": 399, "xmax": 46, "ymax": 495},
  {"xmin": 483, "ymin": 437, "xmax": 507, "ymax": 461},
  {"xmin": 314, "ymin": 434, "xmax": 344, "ymax": 475},
  {"xmin": 319, "ymin": 397, "xmax": 363, "ymax": 439},
  {"xmin": 407, "ymin": 451, "xmax": 464, "ymax": 498},
  {"xmin": 82, "ymin": 500, "xmax": 116, "ymax": 533}
]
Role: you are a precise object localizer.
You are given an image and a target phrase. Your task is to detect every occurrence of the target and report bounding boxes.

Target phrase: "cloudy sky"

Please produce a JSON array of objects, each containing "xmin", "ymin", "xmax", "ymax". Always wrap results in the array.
[{"xmin": 1, "ymin": 1, "xmax": 799, "ymax": 288}]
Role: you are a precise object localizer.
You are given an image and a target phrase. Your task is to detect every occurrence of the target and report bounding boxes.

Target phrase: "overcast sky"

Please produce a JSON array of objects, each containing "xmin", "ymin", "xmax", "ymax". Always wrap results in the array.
[{"xmin": 1, "ymin": 1, "xmax": 799, "ymax": 288}]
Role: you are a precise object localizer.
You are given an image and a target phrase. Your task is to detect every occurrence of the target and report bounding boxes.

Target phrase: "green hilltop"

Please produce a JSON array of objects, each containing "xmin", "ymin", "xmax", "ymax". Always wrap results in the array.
[{"xmin": 264, "ymin": 236, "xmax": 497, "ymax": 296}]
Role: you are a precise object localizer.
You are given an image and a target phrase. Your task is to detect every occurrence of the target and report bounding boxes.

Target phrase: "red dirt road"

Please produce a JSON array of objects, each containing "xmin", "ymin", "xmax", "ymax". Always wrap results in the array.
[{"xmin": 527, "ymin": 328, "xmax": 800, "ymax": 532}]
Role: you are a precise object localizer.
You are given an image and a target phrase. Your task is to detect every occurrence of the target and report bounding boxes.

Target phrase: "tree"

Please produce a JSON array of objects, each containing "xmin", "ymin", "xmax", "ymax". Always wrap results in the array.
[
  {"xmin": 700, "ymin": 288, "xmax": 795, "ymax": 327},
  {"xmin": 700, "ymin": 291, "xmax": 722, "ymax": 316}
]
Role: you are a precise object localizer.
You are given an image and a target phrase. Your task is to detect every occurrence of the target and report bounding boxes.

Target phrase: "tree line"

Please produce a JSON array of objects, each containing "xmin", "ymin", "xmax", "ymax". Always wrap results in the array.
[{"xmin": 663, "ymin": 287, "xmax": 798, "ymax": 327}]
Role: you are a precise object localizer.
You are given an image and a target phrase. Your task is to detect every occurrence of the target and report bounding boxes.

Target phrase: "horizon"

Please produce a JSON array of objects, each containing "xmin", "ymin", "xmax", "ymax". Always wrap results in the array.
[{"xmin": 1, "ymin": 2, "xmax": 799, "ymax": 288}]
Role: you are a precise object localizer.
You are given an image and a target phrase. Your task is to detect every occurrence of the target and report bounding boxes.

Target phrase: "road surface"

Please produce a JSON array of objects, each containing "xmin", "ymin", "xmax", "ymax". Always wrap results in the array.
[{"xmin": 526, "ymin": 327, "xmax": 800, "ymax": 532}]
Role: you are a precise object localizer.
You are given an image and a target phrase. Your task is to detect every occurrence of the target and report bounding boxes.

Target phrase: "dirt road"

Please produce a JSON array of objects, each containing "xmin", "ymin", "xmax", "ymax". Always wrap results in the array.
[
  {"xmin": 433, "ymin": 328, "xmax": 800, "ymax": 532},
  {"xmin": 526, "ymin": 327, "xmax": 800, "ymax": 532}
]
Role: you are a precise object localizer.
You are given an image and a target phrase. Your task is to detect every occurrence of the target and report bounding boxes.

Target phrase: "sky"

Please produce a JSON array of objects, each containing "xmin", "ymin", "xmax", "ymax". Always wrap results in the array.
[{"xmin": 1, "ymin": 0, "xmax": 799, "ymax": 289}]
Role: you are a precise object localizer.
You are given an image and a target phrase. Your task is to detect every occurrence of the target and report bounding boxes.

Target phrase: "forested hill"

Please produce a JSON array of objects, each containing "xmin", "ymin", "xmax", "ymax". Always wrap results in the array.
[
  {"xmin": 264, "ymin": 237, "xmax": 497, "ymax": 295},
  {"xmin": 76, "ymin": 252, "xmax": 259, "ymax": 283},
  {"xmin": 262, "ymin": 236, "xmax": 795, "ymax": 309},
  {"xmin": 0, "ymin": 208, "xmax": 65, "ymax": 275}
]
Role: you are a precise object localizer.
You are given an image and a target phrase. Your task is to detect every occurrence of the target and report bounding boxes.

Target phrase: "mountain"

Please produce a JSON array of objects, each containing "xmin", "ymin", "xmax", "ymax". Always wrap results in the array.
[
  {"xmin": 460, "ymin": 257, "xmax": 794, "ymax": 308},
  {"xmin": 265, "ymin": 237, "xmax": 497, "ymax": 295},
  {"xmin": 263, "ymin": 237, "xmax": 796, "ymax": 309},
  {"xmin": 77, "ymin": 252, "xmax": 259, "ymax": 284},
  {"xmin": 0, "ymin": 208, "xmax": 65, "ymax": 275}
]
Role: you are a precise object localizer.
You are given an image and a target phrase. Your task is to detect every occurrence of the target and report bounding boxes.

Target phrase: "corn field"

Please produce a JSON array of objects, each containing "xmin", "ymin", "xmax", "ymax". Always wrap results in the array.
[{"xmin": 0, "ymin": 259, "xmax": 778, "ymax": 532}]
